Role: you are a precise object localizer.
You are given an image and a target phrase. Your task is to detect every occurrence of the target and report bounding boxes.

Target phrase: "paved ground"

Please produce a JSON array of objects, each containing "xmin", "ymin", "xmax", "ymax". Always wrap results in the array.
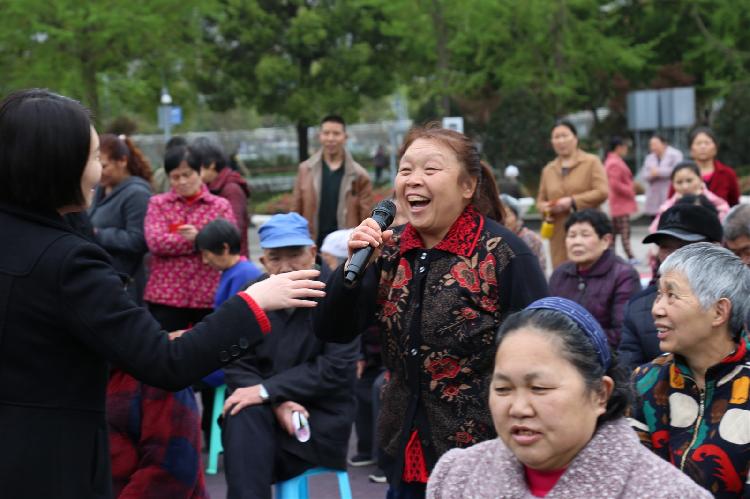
[
  {"xmin": 205, "ymin": 217, "xmax": 656, "ymax": 498},
  {"xmin": 204, "ymin": 434, "xmax": 388, "ymax": 498}
]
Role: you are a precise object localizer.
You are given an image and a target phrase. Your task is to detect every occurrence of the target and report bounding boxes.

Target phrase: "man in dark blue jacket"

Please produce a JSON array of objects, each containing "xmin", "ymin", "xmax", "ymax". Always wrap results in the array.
[
  {"xmin": 617, "ymin": 204, "xmax": 722, "ymax": 371},
  {"xmin": 221, "ymin": 213, "xmax": 358, "ymax": 499}
]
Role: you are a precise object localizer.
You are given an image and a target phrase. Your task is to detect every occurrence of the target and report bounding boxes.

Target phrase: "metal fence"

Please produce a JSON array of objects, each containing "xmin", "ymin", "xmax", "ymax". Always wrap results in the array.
[{"xmin": 131, "ymin": 120, "xmax": 411, "ymax": 174}]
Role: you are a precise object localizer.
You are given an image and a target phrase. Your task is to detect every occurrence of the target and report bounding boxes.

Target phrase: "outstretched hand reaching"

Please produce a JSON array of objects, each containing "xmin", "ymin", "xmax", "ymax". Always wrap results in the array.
[{"xmin": 243, "ymin": 269, "xmax": 325, "ymax": 311}]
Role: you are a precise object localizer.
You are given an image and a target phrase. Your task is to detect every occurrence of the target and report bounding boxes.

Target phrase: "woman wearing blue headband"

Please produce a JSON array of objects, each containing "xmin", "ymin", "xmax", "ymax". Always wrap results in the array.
[{"xmin": 427, "ymin": 297, "xmax": 710, "ymax": 498}]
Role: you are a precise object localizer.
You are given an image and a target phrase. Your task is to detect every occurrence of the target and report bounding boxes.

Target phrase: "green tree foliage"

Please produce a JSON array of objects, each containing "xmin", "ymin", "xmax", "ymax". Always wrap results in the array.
[
  {"xmin": 714, "ymin": 83, "xmax": 750, "ymax": 167},
  {"xmin": 198, "ymin": 0, "xmax": 408, "ymax": 160},
  {"xmin": 616, "ymin": 0, "xmax": 750, "ymax": 109},
  {"xmin": 482, "ymin": 89, "xmax": 554, "ymax": 177},
  {"xmin": 423, "ymin": 0, "xmax": 649, "ymax": 175},
  {"xmin": 4, "ymin": 0, "xmax": 750, "ymax": 168},
  {"xmin": 0, "ymin": 0, "xmax": 207, "ymax": 128}
]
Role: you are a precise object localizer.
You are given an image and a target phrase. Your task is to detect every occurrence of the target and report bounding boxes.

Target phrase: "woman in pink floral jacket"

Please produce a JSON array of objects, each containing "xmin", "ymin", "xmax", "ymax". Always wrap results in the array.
[
  {"xmin": 144, "ymin": 145, "xmax": 235, "ymax": 330},
  {"xmin": 316, "ymin": 125, "xmax": 548, "ymax": 498}
]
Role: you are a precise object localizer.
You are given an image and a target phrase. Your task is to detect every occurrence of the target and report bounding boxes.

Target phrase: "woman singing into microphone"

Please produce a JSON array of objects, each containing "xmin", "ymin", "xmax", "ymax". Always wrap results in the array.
[{"xmin": 316, "ymin": 124, "xmax": 548, "ymax": 498}]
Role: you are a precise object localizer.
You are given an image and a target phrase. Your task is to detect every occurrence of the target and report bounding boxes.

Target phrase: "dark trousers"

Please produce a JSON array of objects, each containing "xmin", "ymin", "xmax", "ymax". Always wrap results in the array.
[
  {"xmin": 146, "ymin": 302, "xmax": 213, "ymax": 331},
  {"xmin": 223, "ymin": 404, "xmax": 315, "ymax": 499},
  {"xmin": 387, "ymin": 483, "xmax": 426, "ymax": 499},
  {"xmin": 372, "ymin": 370, "xmax": 387, "ymax": 463},
  {"xmin": 146, "ymin": 302, "xmax": 215, "ymax": 443},
  {"xmin": 610, "ymin": 215, "xmax": 634, "ymax": 259},
  {"xmin": 354, "ymin": 366, "xmax": 384, "ymax": 457}
]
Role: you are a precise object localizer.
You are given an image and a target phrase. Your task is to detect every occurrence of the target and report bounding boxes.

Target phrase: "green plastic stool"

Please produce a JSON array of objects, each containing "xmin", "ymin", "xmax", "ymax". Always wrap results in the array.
[
  {"xmin": 275, "ymin": 467, "xmax": 353, "ymax": 499},
  {"xmin": 205, "ymin": 384, "xmax": 226, "ymax": 474}
]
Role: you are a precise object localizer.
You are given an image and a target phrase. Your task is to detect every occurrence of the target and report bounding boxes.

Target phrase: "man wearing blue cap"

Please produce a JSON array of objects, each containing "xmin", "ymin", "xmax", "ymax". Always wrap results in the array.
[{"xmin": 221, "ymin": 212, "xmax": 359, "ymax": 499}]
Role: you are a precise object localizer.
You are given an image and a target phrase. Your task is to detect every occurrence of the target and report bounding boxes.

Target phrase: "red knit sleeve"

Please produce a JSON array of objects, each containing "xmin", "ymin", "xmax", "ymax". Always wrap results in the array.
[{"xmin": 237, "ymin": 292, "xmax": 271, "ymax": 334}]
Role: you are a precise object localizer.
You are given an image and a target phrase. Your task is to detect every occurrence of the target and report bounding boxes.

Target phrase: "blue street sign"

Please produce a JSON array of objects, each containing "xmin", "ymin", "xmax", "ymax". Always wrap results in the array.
[{"xmin": 170, "ymin": 106, "xmax": 182, "ymax": 125}]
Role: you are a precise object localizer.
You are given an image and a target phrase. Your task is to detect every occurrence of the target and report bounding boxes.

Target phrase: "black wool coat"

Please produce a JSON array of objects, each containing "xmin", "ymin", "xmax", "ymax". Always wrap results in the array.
[{"xmin": 0, "ymin": 204, "xmax": 268, "ymax": 499}]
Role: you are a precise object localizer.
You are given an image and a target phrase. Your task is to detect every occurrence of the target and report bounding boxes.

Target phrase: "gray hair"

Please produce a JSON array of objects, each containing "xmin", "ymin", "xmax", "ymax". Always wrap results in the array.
[
  {"xmin": 660, "ymin": 242, "xmax": 750, "ymax": 335},
  {"xmin": 723, "ymin": 204, "xmax": 750, "ymax": 241}
]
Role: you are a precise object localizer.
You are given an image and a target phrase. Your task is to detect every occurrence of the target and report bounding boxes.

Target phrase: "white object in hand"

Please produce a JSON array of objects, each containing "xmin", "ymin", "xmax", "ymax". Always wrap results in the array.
[{"xmin": 292, "ymin": 411, "xmax": 311, "ymax": 443}]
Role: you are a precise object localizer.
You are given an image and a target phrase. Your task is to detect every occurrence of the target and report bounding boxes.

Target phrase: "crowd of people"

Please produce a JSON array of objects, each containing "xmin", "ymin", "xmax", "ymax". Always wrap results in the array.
[{"xmin": 0, "ymin": 87, "xmax": 748, "ymax": 499}]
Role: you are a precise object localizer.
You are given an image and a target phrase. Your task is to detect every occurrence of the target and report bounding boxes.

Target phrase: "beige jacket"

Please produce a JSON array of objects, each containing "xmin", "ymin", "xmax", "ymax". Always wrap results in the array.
[
  {"xmin": 537, "ymin": 149, "xmax": 608, "ymax": 268},
  {"xmin": 292, "ymin": 148, "xmax": 374, "ymax": 242}
]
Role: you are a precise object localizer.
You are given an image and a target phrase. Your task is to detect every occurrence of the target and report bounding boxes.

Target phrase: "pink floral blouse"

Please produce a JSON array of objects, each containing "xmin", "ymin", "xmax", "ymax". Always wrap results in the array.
[{"xmin": 143, "ymin": 185, "xmax": 235, "ymax": 309}]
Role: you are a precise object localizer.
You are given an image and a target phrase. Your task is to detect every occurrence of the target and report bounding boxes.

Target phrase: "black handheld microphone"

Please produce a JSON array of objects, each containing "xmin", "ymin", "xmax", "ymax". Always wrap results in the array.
[{"xmin": 344, "ymin": 199, "xmax": 397, "ymax": 286}]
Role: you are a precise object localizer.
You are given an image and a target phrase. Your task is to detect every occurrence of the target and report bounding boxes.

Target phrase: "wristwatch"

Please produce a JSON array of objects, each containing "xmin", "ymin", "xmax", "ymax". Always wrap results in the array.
[{"xmin": 258, "ymin": 384, "xmax": 270, "ymax": 402}]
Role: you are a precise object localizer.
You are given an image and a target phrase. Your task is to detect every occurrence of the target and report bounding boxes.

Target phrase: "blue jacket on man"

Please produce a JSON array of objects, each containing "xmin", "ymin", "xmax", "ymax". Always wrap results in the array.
[{"xmin": 616, "ymin": 284, "xmax": 661, "ymax": 372}]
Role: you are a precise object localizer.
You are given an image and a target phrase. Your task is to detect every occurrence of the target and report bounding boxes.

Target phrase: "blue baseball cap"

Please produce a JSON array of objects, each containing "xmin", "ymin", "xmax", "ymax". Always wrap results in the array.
[{"xmin": 258, "ymin": 212, "xmax": 315, "ymax": 249}]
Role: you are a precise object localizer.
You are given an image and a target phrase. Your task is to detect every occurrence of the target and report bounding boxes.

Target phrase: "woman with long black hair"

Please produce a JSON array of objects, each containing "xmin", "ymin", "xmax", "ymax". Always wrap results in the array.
[{"xmin": 0, "ymin": 88, "xmax": 324, "ymax": 499}]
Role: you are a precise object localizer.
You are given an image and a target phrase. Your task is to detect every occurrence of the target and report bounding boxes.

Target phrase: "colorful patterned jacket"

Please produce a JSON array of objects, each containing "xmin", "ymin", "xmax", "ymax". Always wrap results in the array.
[
  {"xmin": 316, "ymin": 205, "xmax": 548, "ymax": 484},
  {"xmin": 629, "ymin": 335, "xmax": 750, "ymax": 498},
  {"xmin": 143, "ymin": 184, "xmax": 235, "ymax": 309},
  {"xmin": 107, "ymin": 369, "xmax": 208, "ymax": 499}
]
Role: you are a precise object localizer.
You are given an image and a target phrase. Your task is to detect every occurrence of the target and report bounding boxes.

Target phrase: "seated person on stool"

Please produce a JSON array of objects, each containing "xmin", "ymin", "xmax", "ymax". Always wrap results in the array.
[{"xmin": 221, "ymin": 212, "xmax": 359, "ymax": 499}]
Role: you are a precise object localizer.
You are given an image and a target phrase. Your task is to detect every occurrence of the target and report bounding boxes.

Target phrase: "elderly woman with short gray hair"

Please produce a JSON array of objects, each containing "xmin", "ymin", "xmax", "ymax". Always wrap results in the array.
[{"xmin": 630, "ymin": 243, "xmax": 750, "ymax": 498}]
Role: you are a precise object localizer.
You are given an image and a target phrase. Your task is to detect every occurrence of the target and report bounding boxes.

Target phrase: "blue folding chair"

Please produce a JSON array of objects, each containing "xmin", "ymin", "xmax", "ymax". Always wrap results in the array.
[
  {"xmin": 205, "ymin": 384, "xmax": 226, "ymax": 474},
  {"xmin": 275, "ymin": 467, "xmax": 353, "ymax": 499}
]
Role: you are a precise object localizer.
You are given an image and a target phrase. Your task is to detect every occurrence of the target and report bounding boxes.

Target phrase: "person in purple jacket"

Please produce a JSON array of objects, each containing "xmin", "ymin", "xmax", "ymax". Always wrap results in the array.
[{"xmin": 549, "ymin": 209, "xmax": 641, "ymax": 347}]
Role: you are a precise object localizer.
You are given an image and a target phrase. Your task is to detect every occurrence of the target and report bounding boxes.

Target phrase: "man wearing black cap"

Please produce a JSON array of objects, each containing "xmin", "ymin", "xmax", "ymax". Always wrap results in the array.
[{"xmin": 617, "ymin": 204, "xmax": 723, "ymax": 371}]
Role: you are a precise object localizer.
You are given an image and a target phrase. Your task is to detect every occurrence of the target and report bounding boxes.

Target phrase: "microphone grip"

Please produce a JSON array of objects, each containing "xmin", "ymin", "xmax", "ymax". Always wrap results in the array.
[
  {"xmin": 343, "ymin": 198, "xmax": 397, "ymax": 287},
  {"xmin": 343, "ymin": 245, "xmax": 375, "ymax": 286}
]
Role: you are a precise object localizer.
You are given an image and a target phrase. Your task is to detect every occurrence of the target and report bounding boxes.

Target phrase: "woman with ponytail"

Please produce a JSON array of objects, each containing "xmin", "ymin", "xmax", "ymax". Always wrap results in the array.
[
  {"xmin": 88, "ymin": 134, "xmax": 153, "ymax": 304},
  {"xmin": 315, "ymin": 123, "xmax": 548, "ymax": 498}
]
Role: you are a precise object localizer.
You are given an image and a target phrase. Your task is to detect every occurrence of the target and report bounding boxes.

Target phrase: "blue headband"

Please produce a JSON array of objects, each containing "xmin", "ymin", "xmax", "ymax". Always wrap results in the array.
[{"xmin": 525, "ymin": 297, "xmax": 612, "ymax": 369}]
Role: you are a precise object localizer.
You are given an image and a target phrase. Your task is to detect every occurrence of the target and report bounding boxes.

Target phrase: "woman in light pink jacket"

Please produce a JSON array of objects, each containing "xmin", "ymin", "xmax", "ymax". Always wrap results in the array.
[
  {"xmin": 641, "ymin": 134, "xmax": 683, "ymax": 216},
  {"xmin": 144, "ymin": 144, "xmax": 236, "ymax": 331}
]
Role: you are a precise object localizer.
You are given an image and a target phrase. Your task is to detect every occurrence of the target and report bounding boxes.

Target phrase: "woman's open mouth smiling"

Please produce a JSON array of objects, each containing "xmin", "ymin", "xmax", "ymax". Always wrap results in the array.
[{"xmin": 407, "ymin": 194, "xmax": 431, "ymax": 212}]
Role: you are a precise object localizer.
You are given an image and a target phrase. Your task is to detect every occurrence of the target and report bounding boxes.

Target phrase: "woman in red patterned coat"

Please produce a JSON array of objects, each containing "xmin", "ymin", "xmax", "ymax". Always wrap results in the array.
[
  {"xmin": 143, "ymin": 144, "xmax": 236, "ymax": 330},
  {"xmin": 315, "ymin": 124, "xmax": 548, "ymax": 498}
]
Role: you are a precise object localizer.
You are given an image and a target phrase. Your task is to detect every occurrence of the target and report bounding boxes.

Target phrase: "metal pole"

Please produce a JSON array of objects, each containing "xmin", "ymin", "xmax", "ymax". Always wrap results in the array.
[
  {"xmin": 164, "ymin": 109, "xmax": 171, "ymax": 143},
  {"xmin": 634, "ymin": 131, "xmax": 642, "ymax": 173}
]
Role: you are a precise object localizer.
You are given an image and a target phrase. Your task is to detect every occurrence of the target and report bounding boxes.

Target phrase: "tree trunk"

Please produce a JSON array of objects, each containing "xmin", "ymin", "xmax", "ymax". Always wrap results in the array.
[
  {"xmin": 430, "ymin": 0, "xmax": 450, "ymax": 116},
  {"xmin": 78, "ymin": 26, "xmax": 100, "ymax": 124},
  {"xmin": 296, "ymin": 120, "xmax": 309, "ymax": 163},
  {"xmin": 590, "ymin": 105, "xmax": 601, "ymax": 142},
  {"xmin": 82, "ymin": 69, "xmax": 100, "ymax": 123},
  {"xmin": 550, "ymin": 0, "xmax": 567, "ymax": 116}
]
